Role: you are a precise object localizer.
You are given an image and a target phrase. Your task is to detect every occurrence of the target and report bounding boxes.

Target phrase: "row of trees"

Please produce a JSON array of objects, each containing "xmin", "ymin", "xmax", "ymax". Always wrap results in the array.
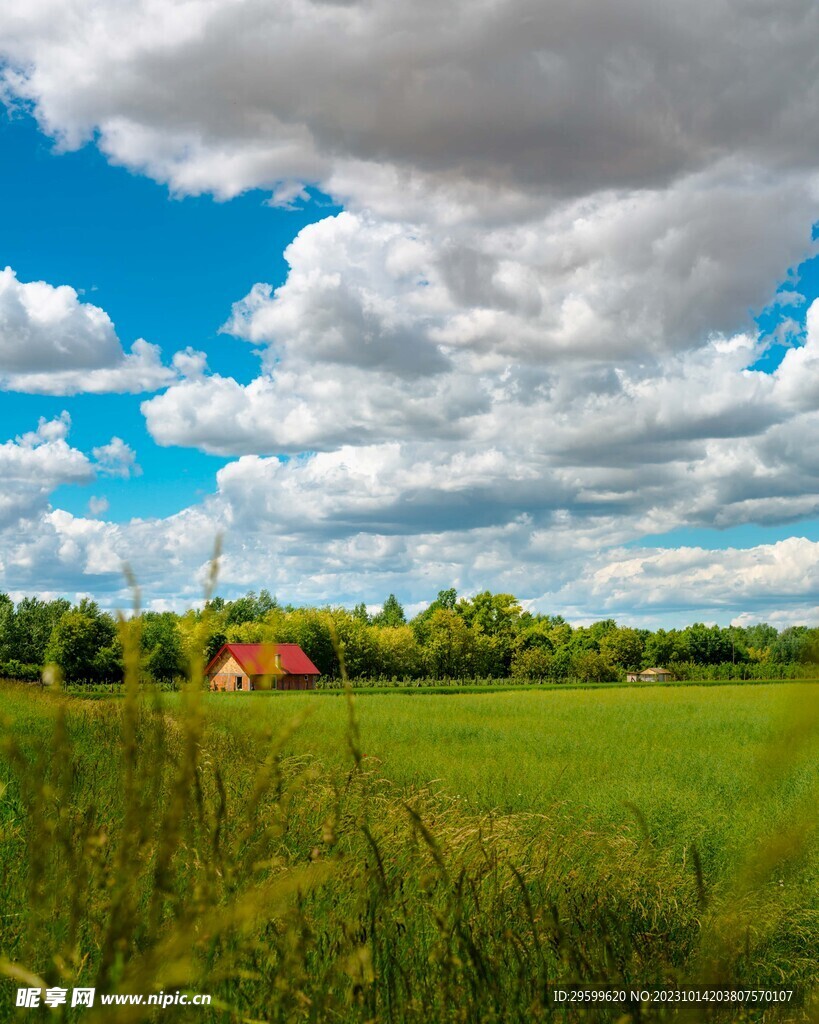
[{"xmin": 2, "ymin": 588, "xmax": 819, "ymax": 685}]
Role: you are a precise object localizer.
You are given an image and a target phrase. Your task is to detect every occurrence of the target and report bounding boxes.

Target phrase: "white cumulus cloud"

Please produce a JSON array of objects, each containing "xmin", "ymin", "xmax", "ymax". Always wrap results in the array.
[
  {"xmin": 2, "ymin": 0, "xmax": 819, "ymax": 213},
  {"xmin": 4, "ymin": 0, "xmax": 819, "ymax": 621},
  {"xmin": 92, "ymin": 437, "xmax": 141, "ymax": 479},
  {"xmin": 0, "ymin": 412, "xmax": 93, "ymax": 531},
  {"xmin": 0, "ymin": 266, "xmax": 182, "ymax": 394}
]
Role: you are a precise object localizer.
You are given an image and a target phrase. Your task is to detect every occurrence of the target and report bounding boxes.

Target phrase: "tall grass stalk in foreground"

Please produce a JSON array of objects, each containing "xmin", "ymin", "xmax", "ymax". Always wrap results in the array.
[{"xmin": 0, "ymin": 588, "xmax": 817, "ymax": 1019}]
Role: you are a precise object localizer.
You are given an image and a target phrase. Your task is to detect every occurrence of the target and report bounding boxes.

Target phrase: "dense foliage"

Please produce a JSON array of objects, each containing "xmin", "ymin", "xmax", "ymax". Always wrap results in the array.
[{"xmin": 1, "ymin": 588, "xmax": 818, "ymax": 685}]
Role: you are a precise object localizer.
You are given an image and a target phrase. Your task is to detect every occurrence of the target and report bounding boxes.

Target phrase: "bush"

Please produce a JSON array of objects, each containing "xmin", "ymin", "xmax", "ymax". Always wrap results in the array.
[
  {"xmin": 0, "ymin": 659, "xmax": 41, "ymax": 682},
  {"xmin": 669, "ymin": 661, "xmax": 816, "ymax": 681}
]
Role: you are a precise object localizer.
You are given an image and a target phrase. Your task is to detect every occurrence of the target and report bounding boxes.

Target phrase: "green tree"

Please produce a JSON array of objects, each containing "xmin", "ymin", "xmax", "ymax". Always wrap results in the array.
[
  {"xmin": 46, "ymin": 601, "xmax": 121, "ymax": 682},
  {"xmin": 277, "ymin": 607, "xmax": 337, "ymax": 677},
  {"xmin": 599, "ymin": 627, "xmax": 645, "ymax": 672},
  {"xmin": 0, "ymin": 593, "xmax": 14, "ymax": 662},
  {"xmin": 548, "ymin": 619, "xmax": 573, "ymax": 649},
  {"xmin": 570, "ymin": 650, "xmax": 616, "ymax": 683},
  {"xmin": 333, "ymin": 614, "xmax": 379, "ymax": 678},
  {"xmin": 740, "ymin": 623, "xmax": 778, "ymax": 663},
  {"xmin": 469, "ymin": 630, "xmax": 501, "ymax": 676},
  {"xmin": 410, "ymin": 588, "xmax": 459, "ymax": 645},
  {"xmin": 771, "ymin": 626, "xmax": 818, "ymax": 664},
  {"xmin": 352, "ymin": 602, "xmax": 370, "ymax": 623},
  {"xmin": 513, "ymin": 622, "xmax": 555, "ymax": 656},
  {"xmin": 680, "ymin": 624, "xmax": 733, "ymax": 665},
  {"xmin": 458, "ymin": 592, "xmax": 521, "ymax": 636},
  {"xmin": 588, "ymin": 619, "xmax": 617, "ymax": 643},
  {"xmin": 225, "ymin": 591, "xmax": 262, "ymax": 627},
  {"xmin": 549, "ymin": 646, "xmax": 574, "ymax": 681},
  {"xmin": 372, "ymin": 624, "xmax": 421, "ymax": 677},
  {"xmin": 205, "ymin": 629, "xmax": 228, "ymax": 664},
  {"xmin": 457, "ymin": 592, "xmax": 521, "ymax": 672},
  {"xmin": 12, "ymin": 596, "xmax": 71, "ymax": 665},
  {"xmin": 643, "ymin": 628, "xmax": 676, "ymax": 667},
  {"xmin": 141, "ymin": 612, "xmax": 186, "ymax": 682},
  {"xmin": 511, "ymin": 647, "xmax": 553, "ymax": 679},
  {"xmin": 372, "ymin": 593, "xmax": 406, "ymax": 627},
  {"xmin": 256, "ymin": 589, "xmax": 278, "ymax": 616},
  {"xmin": 565, "ymin": 626, "xmax": 598, "ymax": 655},
  {"xmin": 743, "ymin": 622, "xmax": 778, "ymax": 649},
  {"xmin": 424, "ymin": 608, "xmax": 473, "ymax": 678}
]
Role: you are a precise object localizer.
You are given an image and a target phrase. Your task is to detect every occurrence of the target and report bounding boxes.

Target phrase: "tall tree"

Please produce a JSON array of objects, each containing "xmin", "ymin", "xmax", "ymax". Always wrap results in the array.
[
  {"xmin": 0, "ymin": 593, "xmax": 14, "ymax": 662},
  {"xmin": 372, "ymin": 593, "xmax": 406, "ymax": 627},
  {"xmin": 599, "ymin": 627, "xmax": 645, "ymax": 671},
  {"xmin": 46, "ymin": 602, "xmax": 121, "ymax": 683},
  {"xmin": 141, "ymin": 612, "xmax": 186, "ymax": 682},
  {"xmin": 14, "ymin": 596, "xmax": 71, "ymax": 665},
  {"xmin": 424, "ymin": 608, "xmax": 473, "ymax": 678}
]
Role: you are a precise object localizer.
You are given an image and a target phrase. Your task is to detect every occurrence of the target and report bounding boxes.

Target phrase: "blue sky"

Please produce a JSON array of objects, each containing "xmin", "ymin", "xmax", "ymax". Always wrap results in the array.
[
  {"xmin": 2, "ymin": 0, "xmax": 819, "ymax": 625},
  {"xmin": 1, "ymin": 111, "xmax": 336, "ymax": 522}
]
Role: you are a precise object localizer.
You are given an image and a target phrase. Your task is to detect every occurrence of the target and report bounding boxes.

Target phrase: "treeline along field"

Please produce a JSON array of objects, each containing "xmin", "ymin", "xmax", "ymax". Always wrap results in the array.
[
  {"xmin": 1, "ymin": 670, "xmax": 817, "ymax": 1022},
  {"xmin": 2, "ymin": 588, "xmax": 819, "ymax": 685}
]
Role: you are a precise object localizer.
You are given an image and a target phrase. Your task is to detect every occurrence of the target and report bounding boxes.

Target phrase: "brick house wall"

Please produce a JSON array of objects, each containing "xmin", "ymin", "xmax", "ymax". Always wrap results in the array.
[
  {"xmin": 209, "ymin": 652, "xmax": 251, "ymax": 691},
  {"xmin": 277, "ymin": 673, "xmax": 317, "ymax": 691}
]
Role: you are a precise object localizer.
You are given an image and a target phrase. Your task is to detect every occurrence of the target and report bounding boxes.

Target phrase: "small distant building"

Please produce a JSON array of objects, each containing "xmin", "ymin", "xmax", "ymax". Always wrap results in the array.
[
  {"xmin": 205, "ymin": 643, "xmax": 320, "ymax": 692},
  {"xmin": 626, "ymin": 667, "xmax": 672, "ymax": 683}
]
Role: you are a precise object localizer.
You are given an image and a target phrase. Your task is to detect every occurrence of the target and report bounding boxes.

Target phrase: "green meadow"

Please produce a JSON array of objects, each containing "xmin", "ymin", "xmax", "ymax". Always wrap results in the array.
[
  {"xmin": 202, "ymin": 684, "xmax": 819, "ymax": 856},
  {"xmin": 1, "ymin": 680, "xmax": 817, "ymax": 1022}
]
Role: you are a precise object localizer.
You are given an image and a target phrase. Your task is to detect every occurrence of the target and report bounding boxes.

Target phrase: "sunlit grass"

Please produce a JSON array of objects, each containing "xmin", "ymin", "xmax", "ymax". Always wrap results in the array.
[
  {"xmin": 1, "ymin": 679, "xmax": 817, "ymax": 1022},
  {"xmin": 200, "ymin": 685, "xmax": 818, "ymax": 846}
]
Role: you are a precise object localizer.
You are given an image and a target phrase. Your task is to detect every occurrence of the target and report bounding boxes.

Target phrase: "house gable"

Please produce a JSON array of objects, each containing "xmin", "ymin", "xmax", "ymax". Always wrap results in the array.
[{"xmin": 209, "ymin": 650, "xmax": 252, "ymax": 692}]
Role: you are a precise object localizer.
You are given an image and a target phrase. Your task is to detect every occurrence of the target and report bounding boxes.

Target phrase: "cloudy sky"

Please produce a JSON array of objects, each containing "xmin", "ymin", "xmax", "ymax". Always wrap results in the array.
[{"xmin": 2, "ymin": 0, "xmax": 819, "ymax": 625}]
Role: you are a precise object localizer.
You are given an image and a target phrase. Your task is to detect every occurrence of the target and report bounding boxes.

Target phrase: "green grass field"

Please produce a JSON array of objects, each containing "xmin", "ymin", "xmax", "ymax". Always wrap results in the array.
[
  {"xmin": 202, "ymin": 684, "xmax": 818, "ymax": 853},
  {"xmin": 1, "ymin": 680, "xmax": 817, "ymax": 1022}
]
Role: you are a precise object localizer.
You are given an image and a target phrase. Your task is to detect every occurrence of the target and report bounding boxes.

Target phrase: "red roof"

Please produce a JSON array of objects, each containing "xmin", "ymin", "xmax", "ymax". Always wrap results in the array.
[{"xmin": 205, "ymin": 643, "xmax": 320, "ymax": 677}]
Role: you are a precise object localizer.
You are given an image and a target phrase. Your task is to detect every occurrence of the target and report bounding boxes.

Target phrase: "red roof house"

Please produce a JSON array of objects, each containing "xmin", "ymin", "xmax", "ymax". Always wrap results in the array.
[{"xmin": 205, "ymin": 643, "xmax": 320, "ymax": 692}]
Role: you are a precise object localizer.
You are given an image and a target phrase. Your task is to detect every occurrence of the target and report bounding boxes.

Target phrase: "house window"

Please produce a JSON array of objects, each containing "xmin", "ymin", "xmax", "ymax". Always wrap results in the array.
[{"xmin": 236, "ymin": 675, "xmax": 243, "ymax": 690}]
